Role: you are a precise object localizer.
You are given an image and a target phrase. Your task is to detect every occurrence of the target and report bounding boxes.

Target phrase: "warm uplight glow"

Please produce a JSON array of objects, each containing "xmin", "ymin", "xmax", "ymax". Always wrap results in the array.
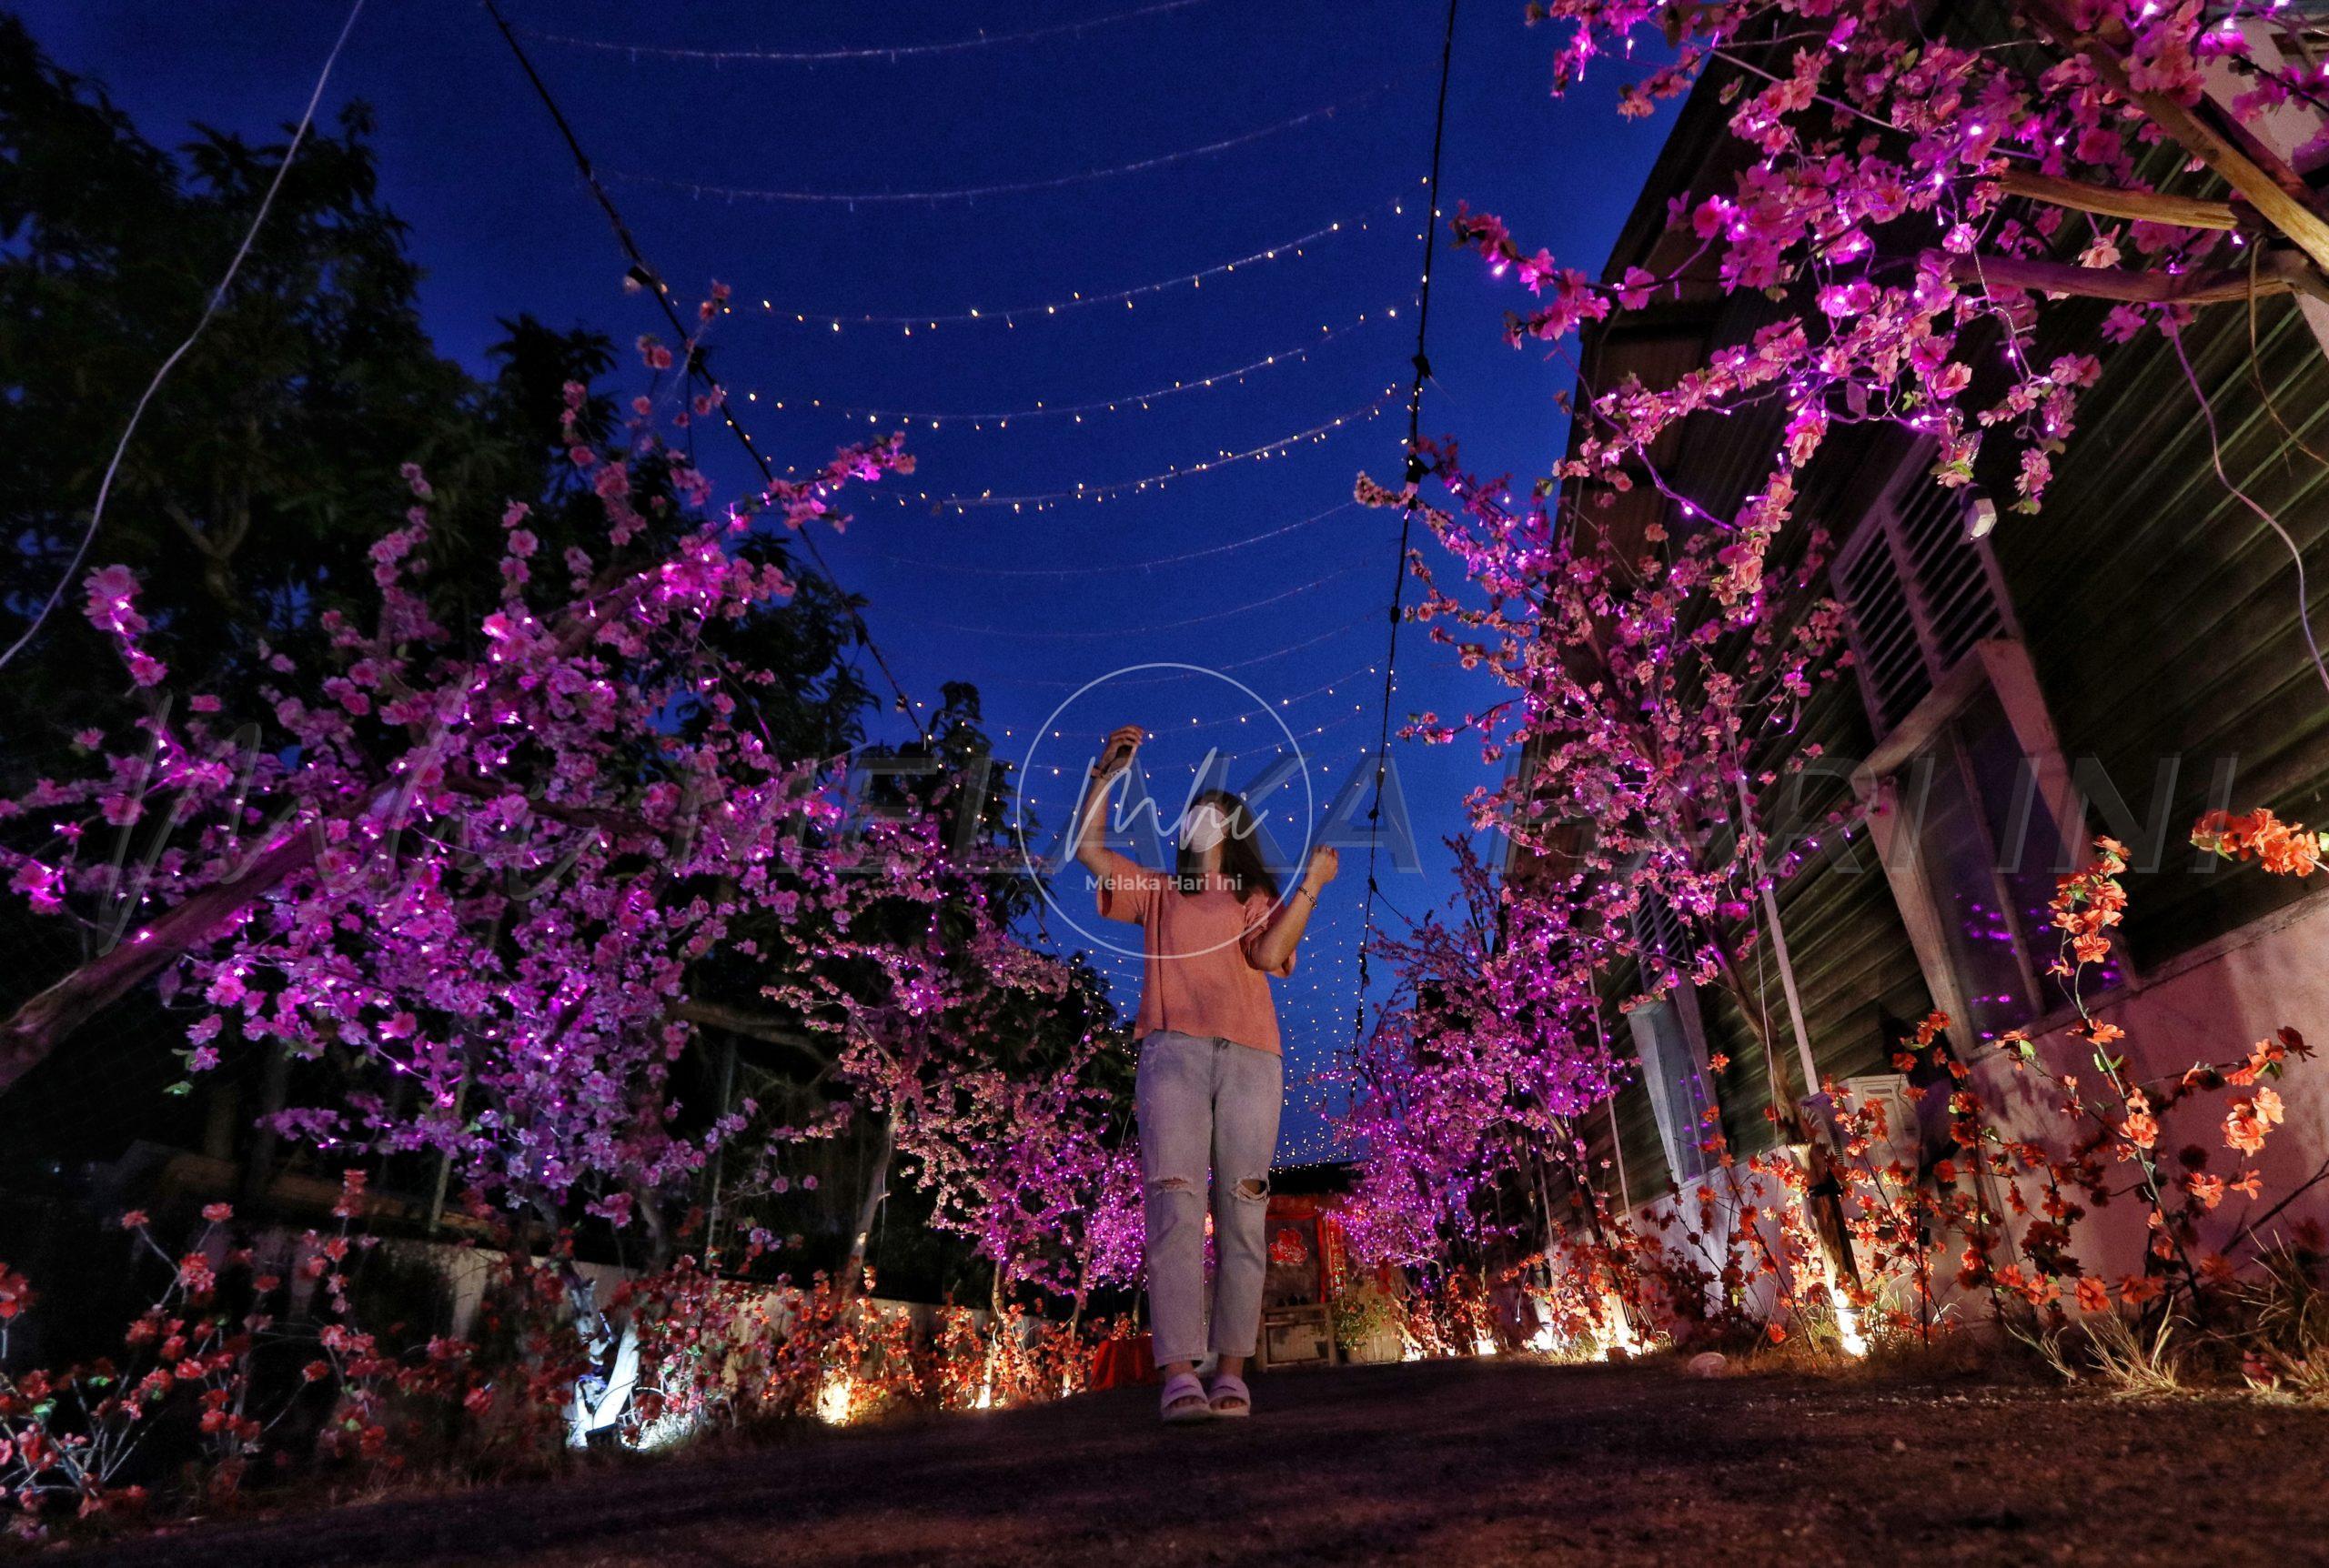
[
  {"xmin": 818, "ymin": 1376, "xmax": 856, "ymax": 1425},
  {"xmin": 1832, "ymin": 1291, "xmax": 1869, "ymax": 1359},
  {"xmin": 1598, "ymin": 1304, "xmax": 1640, "ymax": 1361}
]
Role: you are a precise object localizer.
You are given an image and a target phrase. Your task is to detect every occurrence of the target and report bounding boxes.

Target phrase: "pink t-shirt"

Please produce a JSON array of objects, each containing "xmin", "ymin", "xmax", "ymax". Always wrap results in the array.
[{"xmin": 1091, "ymin": 849, "xmax": 1295, "ymax": 1054}]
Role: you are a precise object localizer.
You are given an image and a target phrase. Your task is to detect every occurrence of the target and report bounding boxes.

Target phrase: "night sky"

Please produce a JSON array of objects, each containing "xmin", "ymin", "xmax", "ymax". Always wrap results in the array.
[{"xmin": 26, "ymin": 0, "xmax": 1674, "ymax": 1162}]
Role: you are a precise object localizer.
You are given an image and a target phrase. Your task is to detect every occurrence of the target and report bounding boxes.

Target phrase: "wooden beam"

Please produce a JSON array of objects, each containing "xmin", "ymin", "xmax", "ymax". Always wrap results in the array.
[
  {"xmin": 1935, "ymin": 249, "xmax": 2329, "ymax": 307},
  {"xmin": 1996, "ymin": 169, "xmax": 2238, "ymax": 231},
  {"xmin": 2019, "ymin": 0, "xmax": 2329, "ymax": 280}
]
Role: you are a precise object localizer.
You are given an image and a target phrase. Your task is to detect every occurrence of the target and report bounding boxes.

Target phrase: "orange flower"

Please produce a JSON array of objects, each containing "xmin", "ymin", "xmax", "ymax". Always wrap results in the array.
[
  {"xmin": 2192, "ymin": 806, "xmax": 2323, "ymax": 877},
  {"xmin": 2074, "ymin": 1277, "xmax": 2110, "ymax": 1313},
  {"xmin": 2226, "ymin": 1100, "xmax": 2271, "ymax": 1154}
]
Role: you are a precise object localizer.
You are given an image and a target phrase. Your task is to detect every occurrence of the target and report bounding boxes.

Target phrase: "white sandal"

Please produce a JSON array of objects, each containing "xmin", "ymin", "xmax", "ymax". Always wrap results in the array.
[
  {"xmin": 1205, "ymin": 1372, "xmax": 1252, "ymax": 1418},
  {"xmin": 1159, "ymin": 1370, "xmax": 1213, "ymax": 1423}
]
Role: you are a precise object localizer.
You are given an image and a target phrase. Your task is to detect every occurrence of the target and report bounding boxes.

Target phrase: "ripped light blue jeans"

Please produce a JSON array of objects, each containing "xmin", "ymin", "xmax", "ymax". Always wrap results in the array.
[{"xmin": 1135, "ymin": 1029, "xmax": 1284, "ymax": 1366}]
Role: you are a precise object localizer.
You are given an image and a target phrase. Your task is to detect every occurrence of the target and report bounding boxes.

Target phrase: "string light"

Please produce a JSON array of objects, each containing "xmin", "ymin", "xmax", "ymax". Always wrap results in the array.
[
  {"xmin": 520, "ymin": 0, "xmax": 1217, "ymax": 65},
  {"xmin": 739, "ymin": 197, "xmax": 1413, "ymax": 330},
  {"xmin": 933, "ymin": 387, "xmax": 1398, "ymax": 511},
  {"xmin": 749, "ymin": 307, "xmax": 1395, "ymax": 427},
  {"xmin": 480, "ymin": 0, "xmax": 933, "ymax": 742},
  {"xmin": 607, "ymin": 80, "xmax": 1397, "ymax": 206},
  {"xmin": 917, "ymin": 559, "xmax": 1377, "ymax": 639},
  {"xmin": 824, "ymin": 500, "xmax": 1361, "ymax": 579},
  {"xmin": 954, "ymin": 611, "xmax": 1378, "ymax": 689},
  {"xmin": 1164, "ymin": 664, "xmax": 1379, "ymax": 732}
]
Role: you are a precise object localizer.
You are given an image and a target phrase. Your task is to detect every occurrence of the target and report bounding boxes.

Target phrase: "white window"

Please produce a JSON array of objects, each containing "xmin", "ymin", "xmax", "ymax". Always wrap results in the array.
[
  {"xmin": 1627, "ymin": 890, "xmax": 1719, "ymax": 1186},
  {"xmin": 1840, "ymin": 458, "xmax": 2102, "ymax": 1043}
]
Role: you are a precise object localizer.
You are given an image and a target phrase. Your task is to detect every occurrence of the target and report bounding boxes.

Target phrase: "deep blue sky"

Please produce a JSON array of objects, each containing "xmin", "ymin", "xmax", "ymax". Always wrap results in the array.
[{"xmin": 26, "ymin": 0, "xmax": 1675, "ymax": 1161}]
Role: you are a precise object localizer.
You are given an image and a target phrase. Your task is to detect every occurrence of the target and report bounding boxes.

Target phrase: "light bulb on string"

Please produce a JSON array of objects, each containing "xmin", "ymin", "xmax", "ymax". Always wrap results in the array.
[
  {"xmin": 733, "ymin": 196, "xmax": 1412, "ymax": 332},
  {"xmin": 746, "ymin": 307, "xmax": 1398, "ymax": 428},
  {"xmin": 933, "ymin": 388, "xmax": 1397, "ymax": 513}
]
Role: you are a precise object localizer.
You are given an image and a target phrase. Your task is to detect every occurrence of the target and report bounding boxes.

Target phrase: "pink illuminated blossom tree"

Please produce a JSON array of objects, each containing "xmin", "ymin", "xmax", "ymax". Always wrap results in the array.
[
  {"xmin": 1462, "ymin": 0, "xmax": 2328, "ymax": 609},
  {"xmin": 0, "ymin": 309, "xmax": 928, "ymax": 1245}
]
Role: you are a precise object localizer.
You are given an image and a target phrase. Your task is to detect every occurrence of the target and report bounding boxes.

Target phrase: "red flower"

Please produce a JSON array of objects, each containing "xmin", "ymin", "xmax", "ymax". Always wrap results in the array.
[{"xmin": 0, "ymin": 1263, "xmax": 32, "ymax": 1321}]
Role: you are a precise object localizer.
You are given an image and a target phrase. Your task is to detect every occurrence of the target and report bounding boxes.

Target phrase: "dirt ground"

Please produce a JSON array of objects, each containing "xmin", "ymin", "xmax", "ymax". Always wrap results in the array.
[{"xmin": 50, "ymin": 1356, "xmax": 2329, "ymax": 1567}]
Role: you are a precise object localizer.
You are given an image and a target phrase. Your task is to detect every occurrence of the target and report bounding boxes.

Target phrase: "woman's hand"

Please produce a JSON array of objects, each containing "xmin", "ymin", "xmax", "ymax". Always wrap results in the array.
[
  {"xmin": 1093, "ymin": 723, "xmax": 1144, "ymax": 779},
  {"xmin": 1305, "ymin": 845, "xmax": 1339, "ymax": 888}
]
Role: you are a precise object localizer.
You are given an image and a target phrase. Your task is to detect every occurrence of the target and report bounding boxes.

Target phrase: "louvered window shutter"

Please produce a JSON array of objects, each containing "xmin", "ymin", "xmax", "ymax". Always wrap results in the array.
[{"xmin": 1834, "ymin": 475, "xmax": 2010, "ymax": 736}]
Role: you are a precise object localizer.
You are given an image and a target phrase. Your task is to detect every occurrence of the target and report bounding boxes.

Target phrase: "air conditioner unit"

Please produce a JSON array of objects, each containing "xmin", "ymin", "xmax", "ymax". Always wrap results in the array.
[{"xmin": 1835, "ymin": 1073, "xmax": 1920, "ymax": 1176}]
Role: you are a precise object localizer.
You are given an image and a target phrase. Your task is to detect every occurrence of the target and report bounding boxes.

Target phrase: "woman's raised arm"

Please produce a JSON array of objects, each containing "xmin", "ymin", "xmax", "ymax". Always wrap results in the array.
[
  {"xmin": 1074, "ymin": 723, "xmax": 1144, "ymax": 876},
  {"xmin": 1245, "ymin": 845, "xmax": 1337, "ymax": 975}
]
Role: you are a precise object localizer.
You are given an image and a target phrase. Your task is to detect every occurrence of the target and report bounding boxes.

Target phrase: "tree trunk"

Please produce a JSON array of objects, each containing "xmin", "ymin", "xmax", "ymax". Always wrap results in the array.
[{"xmin": 837, "ymin": 1111, "xmax": 894, "ymax": 1306}]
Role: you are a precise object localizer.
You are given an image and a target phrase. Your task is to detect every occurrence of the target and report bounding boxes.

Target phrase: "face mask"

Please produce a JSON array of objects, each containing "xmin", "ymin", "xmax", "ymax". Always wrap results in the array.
[{"xmin": 1184, "ymin": 804, "xmax": 1227, "ymax": 855}]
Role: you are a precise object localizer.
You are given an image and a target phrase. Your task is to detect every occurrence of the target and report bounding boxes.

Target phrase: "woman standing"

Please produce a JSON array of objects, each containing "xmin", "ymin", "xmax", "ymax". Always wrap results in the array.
[{"xmin": 1076, "ymin": 723, "xmax": 1336, "ymax": 1423}]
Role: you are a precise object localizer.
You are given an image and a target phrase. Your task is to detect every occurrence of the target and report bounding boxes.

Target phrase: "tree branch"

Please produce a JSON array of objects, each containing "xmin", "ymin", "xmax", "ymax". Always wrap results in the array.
[
  {"xmin": 673, "ymin": 999, "xmax": 832, "ymax": 1063},
  {"xmin": 0, "ymin": 829, "xmax": 320, "ymax": 1097}
]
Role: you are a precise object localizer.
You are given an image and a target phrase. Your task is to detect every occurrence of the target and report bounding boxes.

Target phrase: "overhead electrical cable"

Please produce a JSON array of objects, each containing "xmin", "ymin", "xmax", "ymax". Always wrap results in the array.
[
  {"xmin": 0, "ymin": 0, "xmax": 368, "ymax": 679},
  {"xmin": 1352, "ymin": 0, "xmax": 1459, "ymax": 1049},
  {"xmin": 483, "ymin": 0, "xmax": 931, "ymax": 741}
]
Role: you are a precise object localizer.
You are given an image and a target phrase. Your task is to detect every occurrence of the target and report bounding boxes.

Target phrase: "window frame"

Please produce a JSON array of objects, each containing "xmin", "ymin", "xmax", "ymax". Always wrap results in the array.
[
  {"xmin": 1625, "ymin": 891, "xmax": 1722, "ymax": 1190},
  {"xmin": 1831, "ymin": 433, "xmax": 2135, "ymax": 1045}
]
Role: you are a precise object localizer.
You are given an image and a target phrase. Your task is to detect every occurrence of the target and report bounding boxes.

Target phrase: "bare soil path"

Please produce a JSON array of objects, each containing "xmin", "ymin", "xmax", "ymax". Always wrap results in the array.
[{"xmin": 54, "ymin": 1357, "xmax": 2329, "ymax": 1567}]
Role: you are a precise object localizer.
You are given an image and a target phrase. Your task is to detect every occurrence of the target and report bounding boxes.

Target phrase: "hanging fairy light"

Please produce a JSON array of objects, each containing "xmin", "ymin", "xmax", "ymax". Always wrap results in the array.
[
  {"xmin": 522, "ymin": 0, "xmax": 1216, "ymax": 65},
  {"xmin": 738, "ymin": 196, "xmax": 1416, "ymax": 332},
  {"xmin": 606, "ymin": 79, "xmax": 1399, "ymax": 207},
  {"xmin": 747, "ymin": 307, "xmax": 1396, "ymax": 428},
  {"xmin": 958, "ymin": 613, "xmax": 1380, "ymax": 692},
  {"xmin": 919, "ymin": 558, "xmax": 1376, "ymax": 638},
  {"xmin": 932, "ymin": 387, "xmax": 1398, "ymax": 512},
  {"xmin": 827, "ymin": 499, "xmax": 1363, "ymax": 579}
]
